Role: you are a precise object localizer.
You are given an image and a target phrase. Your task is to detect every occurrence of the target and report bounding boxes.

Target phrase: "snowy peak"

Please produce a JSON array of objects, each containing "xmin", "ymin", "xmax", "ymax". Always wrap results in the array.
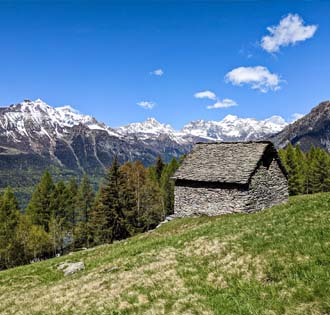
[
  {"xmin": 117, "ymin": 117, "xmax": 174, "ymax": 135},
  {"xmin": 181, "ymin": 114, "xmax": 288, "ymax": 141},
  {"xmin": 117, "ymin": 114, "xmax": 289, "ymax": 144},
  {"xmin": 116, "ymin": 117, "xmax": 187, "ymax": 143},
  {"xmin": 2, "ymin": 99, "xmax": 120, "ymax": 137},
  {"xmin": 1, "ymin": 98, "xmax": 292, "ymax": 147}
]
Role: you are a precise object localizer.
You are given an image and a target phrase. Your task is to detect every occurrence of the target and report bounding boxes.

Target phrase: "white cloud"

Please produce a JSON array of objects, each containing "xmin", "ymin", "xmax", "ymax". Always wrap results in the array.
[
  {"xmin": 261, "ymin": 14, "xmax": 318, "ymax": 53},
  {"xmin": 150, "ymin": 68, "xmax": 164, "ymax": 76},
  {"xmin": 137, "ymin": 101, "xmax": 156, "ymax": 109},
  {"xmin": 194, "ymin": 90, "xmax": 217, "ymax": 100},
  {"xmin": 291, "ymin": 113, "xmax": 304, "ymax": 122},
  {"xmin": 225, "ymin": 66, "xmax": 281, "ymax": 93},
  {"xmin": 207, "ymin": 98, "xmax": 237, "ymax": 109}
]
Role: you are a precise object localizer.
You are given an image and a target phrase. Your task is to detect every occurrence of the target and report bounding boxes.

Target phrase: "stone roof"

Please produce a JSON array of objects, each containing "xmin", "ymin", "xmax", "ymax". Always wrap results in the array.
[{"xmin": 173, "ymin": 141, "xmax": 283, "ymax": 185}]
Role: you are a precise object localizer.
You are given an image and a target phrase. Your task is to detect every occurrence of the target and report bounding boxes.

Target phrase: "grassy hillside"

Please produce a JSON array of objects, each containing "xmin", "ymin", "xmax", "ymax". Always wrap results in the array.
[{"xmin": 1, "ymin": 193, "xmax": 330, "ymax": 315}]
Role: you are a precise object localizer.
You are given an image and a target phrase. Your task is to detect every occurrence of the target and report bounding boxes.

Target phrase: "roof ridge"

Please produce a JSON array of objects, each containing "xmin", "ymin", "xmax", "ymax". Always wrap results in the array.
[{"xmin": 195, "ymin": 140, "xmax": 273, "ymax": 145}]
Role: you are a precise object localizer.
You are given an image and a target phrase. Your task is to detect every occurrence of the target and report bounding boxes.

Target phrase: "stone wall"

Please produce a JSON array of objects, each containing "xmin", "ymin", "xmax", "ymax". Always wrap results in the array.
[
  {"xmin": 174, "ymin": 182, "xmax": 250, "ymax": 217},
  {"xmin": 174, "ymin": 158, "xmax": 288, "ymax": 217},
  {"xmin": 247, "ymin": 159, "xmax": 288, "ymax": 212}
]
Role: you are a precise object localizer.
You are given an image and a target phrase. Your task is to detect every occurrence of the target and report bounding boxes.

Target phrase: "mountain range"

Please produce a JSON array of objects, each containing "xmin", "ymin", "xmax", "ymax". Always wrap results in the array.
[
  {"xmin": 0, "ymin": 98, "xmax": 288, "ymax": 175},
  {"xmin": 0, "ymin": 98, "xmax": 329, "ymax": 202}
]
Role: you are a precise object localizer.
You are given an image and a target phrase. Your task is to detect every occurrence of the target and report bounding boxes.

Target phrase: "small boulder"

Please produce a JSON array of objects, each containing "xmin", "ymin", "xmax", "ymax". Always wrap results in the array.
[{"xmin": 57, "ymin": 261, "xmax": 85, "ymax": 276}]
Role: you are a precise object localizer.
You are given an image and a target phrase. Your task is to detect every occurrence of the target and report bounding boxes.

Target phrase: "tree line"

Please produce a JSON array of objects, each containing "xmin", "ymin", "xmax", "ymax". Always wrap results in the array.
[
  {"xmin": 279, "ymin": 144, "xmax": 330, "ymax": 195},
  {"xmin": 0, "ymin": 156, "xmax": 179, "ymax": 270}
]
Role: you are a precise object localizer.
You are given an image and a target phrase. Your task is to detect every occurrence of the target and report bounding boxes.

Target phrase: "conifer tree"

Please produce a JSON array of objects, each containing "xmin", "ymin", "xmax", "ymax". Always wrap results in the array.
[
  {"xmin": 139, "ymin": 169, "xmax": 164, "ymax": 229},
  {"xmin": 120, "ymin": 161, "xmax": 147, "ymax": 234},
  {"xmin": 286, "ymin": 144, "xmax": 304, "ymax": 195},
  {"xmin": 325, "ymin": 155, "xmax": 330, "ymax": 192},
  {"xmin": 67, "ymin": 177, "xmax": 78, "ymax": 228},
  {"xmin": 50, "ymin": 181, "xmax": 71, "ymax": 224},
  {"xmin": 89, "ymin": 191, "xmax": 108, "ymax": 245},
  {"xmin": 305, "ymin": 146, "xmax": 317, "ymax": 194},
  {"xmin": 26, "ymin": 171, "xmax": 55, "ymax": 232},
  {"xmin": 295, "ymin": 145, "xmax": 307, "ymax": 194},
  {"xmin": 0, "ymin": 188, "xmax": 21, "ymax": 269},
  {"xmin": 310, "ymin": 149, "xmax": 330, "ymax": 193},
  {"xmin": 49, "ymin": 181, "xmax": 73, "ymax": 251},
  {"xmin": 155, "ymin": 155, "xmax": 164, "ymax": 182},
  {"xmin": 90, "ymin": 157, "xmax": 128, "ymax": 244},
  {"xmin": 74, "ymin": 175, "xmax": 95, "ymax": 248},
  {"xmin": 160, "ymin": 158, "xmax": 179, "ymax": 216}
]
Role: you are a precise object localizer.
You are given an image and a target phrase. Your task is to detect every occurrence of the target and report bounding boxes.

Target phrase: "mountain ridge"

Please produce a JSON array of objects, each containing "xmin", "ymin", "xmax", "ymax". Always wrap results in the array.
[
  {"xmin": 0, "ymin": 98, "xmax": 291, "ymax": 163},
  {"xmin": 4, "ymin": 98, "xmax": 330, "ymax": 205},
  {"xmin": 271, "ymin": 100, "xmax": 330, "ymax": 151}
]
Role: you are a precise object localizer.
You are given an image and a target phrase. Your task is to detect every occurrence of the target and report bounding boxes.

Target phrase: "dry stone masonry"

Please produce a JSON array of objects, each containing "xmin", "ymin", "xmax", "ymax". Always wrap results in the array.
[{"xmin": 173, "ymin": 141, "xmax": 288, "ymax": 217}]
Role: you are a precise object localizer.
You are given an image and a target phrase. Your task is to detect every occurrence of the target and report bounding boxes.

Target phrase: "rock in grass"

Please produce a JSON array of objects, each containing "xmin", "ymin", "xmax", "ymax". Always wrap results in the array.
[{"xmin": 57, "ymin": 262, "xmax": 85, "ymax": 276}]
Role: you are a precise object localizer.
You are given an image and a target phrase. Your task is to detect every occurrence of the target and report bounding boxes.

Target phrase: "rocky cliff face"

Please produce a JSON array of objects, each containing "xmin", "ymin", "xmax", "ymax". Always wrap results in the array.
[{"xmin": 271, "ymin": 101, "xmax": 330, "ymax": 151}]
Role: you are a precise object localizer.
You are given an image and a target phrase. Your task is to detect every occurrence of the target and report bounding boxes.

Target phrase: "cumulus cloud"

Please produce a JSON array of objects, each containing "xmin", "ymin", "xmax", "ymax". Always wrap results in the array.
[
  {"xmin": 194, "ymin": 90, "xmax": 237, "ymax": 109},
  {"xmin": 291, "ymin": 113, "xmax": 304, "ymax": 122},
  {"xmin": 225, "ymin": 66, "xmax": 281, "ymax": 93},
  {"xmin": 207, "ymin": 98, "xmax": 237, "ymax": 109},
  {"xmin": 137, "ymin": 101, "xmax": 156, "ymax": 109},
  {"xmin": 194, "ymin": 90, "xmax": 217, "ymax": 100},
  {"xmin": 150, "ymin": 68, "xmax": 164, "ymax": 76},
  {"xmin": 261, "ymin": 14, "xmax": 318, "ymax": 53}
]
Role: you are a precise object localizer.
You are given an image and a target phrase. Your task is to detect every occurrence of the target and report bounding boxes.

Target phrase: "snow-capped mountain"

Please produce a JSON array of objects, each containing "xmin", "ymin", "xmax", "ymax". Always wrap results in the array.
[
  {"xmin": 1, "ymin": 99, "xmax": 120, "ymax": 141},
  {"xmin": 0, "ymin": 99, "xmax": 191, "ymax": 190},
  {"xmin": 0, "ymin": 98, "xmax": 294, "ymax": 195},
  {"xmin": 180, "ymin": 114, "xmax": 287, "ymax": 142},
  {"xmin": 117, "ymin": 114, "xmax": 288, "ymax": 143},
  {"xmin": 116, "ymin": 118, "xmax": 187, "ymax": 144}
]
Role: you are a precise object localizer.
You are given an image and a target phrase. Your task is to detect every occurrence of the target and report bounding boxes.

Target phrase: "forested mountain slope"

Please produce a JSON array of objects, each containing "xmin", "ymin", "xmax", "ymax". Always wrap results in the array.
[{"xmin": 1, "ymin": 193, "xmax": 329, "ymax": 315}]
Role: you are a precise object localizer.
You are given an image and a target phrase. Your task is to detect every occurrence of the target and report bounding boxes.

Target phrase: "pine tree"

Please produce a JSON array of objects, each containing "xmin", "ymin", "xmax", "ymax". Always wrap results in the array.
[
  {"xmin": 90, "ymin": 157, "xmax": 128, "ymax": 245},
  {"xmin": 67, "ymin": 177, "xmax": 78, "ymax": 228},
  {"xmin": 26, "ymin": 171, "xmax": 55, "ymax": 232},
  {"xmin": 89, "ymin": 191, "xmax": 108, "ymax": 245},
  {"xmin": 325, "ymin": 154, "xmax": 330, "ymax": 192},
  {"xmin": 139, "ymin": 170, "xmax": 164, "ymax": 229},
  {"xmin": 286, "ymin": 144, "xmax": 304, "ymax": 195},
  {"xmin": 0, "ymin": 188, "xmax": 21, "ymax": 269},
  {"xmin": 120, "ymin": 161, "xmax": 147, "ymax": 234},
  {"xmin": 50, "ymin": 181, "xmax": 71, "ymax": 224},
  {"xmin": 160, "ymin": 158, "xmax": 179, "ymax": 216},
  {"xmin": 49, "ymin": 181, "xmax": 73, "ymax": 251},
  {"xmin": 295, "ymin": 145, "xmax": 306, "ymax": 194},
  {"xmin": 305, "ymin": 146, "xmax": 317, "ymax": 194},
  {"xmin": 74, "ymin": 175, "xmax": 95, "ymax": 248},
  {"xmin": 310, "ymin": 149, "xmax": 330, "ymax": 193},
  {"xmin": 155, "ymin": 155, "xmax": 164, "ymax": 182}
]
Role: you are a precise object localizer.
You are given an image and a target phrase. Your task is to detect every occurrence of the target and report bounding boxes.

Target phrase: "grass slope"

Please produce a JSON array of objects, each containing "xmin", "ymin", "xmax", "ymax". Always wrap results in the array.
[{"xmin": 1, "ymin": 194, "xmax": 330, "ymax": 315}]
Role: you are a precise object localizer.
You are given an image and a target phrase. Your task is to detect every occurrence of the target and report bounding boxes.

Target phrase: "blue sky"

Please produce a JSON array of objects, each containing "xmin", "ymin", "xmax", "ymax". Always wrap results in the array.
[{"xmin": 0, "ymin": 0, "xmax": 329, "ymax": 129}]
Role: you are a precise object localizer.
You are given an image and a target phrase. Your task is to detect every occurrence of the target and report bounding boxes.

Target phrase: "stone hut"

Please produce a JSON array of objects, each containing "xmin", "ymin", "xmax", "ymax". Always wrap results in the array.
[{"xmin": 172, "ymin": 141, "xmax": 288, "ymax": 217}]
